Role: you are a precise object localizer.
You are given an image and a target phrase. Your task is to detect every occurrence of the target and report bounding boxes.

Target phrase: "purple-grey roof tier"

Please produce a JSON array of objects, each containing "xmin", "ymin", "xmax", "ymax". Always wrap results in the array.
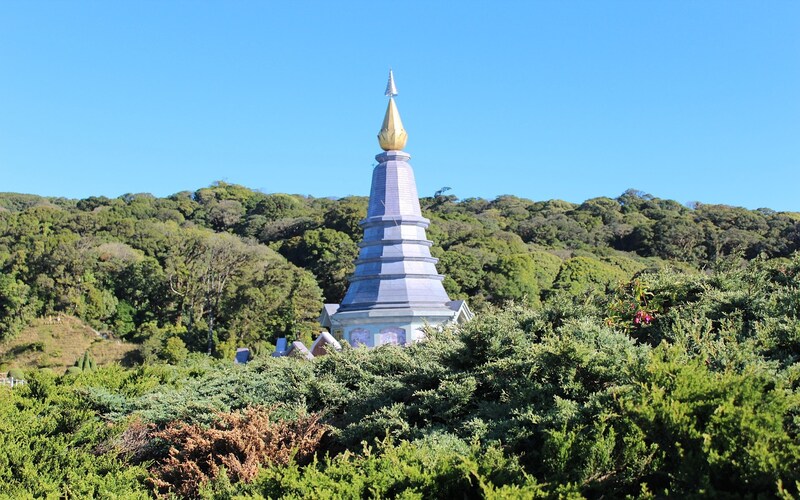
[{"xmin": 334, "ymin": 150, "xmax": 454, "ymax": 315}]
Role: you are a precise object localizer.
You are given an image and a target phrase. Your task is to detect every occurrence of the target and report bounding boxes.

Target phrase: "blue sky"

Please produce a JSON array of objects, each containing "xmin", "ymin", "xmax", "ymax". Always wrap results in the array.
[{"xmin": 1, "ymin": 1, "xmax": 798, "ymax": 210}]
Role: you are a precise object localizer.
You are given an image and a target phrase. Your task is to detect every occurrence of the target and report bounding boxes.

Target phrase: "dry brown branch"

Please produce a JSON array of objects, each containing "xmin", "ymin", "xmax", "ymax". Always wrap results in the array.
[{"xmin": 147, "ymin": 406, "xmax": 327, "ymax": 497}]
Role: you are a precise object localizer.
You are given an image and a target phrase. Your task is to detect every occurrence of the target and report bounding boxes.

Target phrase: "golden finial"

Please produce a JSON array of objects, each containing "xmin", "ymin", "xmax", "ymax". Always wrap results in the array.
[{"xmin": 378, "ymin": 70, "xmax": 408, "ymax": 151}]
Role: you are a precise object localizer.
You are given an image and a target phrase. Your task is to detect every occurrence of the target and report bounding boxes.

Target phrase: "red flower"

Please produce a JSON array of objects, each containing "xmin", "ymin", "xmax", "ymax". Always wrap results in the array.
[{"xmin": 633, "ymin": 310, "xmax": 653, "ymax": 326}]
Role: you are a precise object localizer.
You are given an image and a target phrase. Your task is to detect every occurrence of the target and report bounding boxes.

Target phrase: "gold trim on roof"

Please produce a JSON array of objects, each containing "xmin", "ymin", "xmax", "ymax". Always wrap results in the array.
[{"xmin": 378, "ymin": 97, "xmax": 408, "ymax": 151}]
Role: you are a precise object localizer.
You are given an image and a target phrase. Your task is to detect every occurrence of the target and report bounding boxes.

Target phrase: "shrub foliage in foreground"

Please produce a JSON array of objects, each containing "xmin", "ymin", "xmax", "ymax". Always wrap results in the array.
[
  {"xmin": 245, "ymin": 434, "xmax": 566, "ymax": 499},
  {"xmin": 0, "ymin": 370, "xmax": 150, "ymax": 498},
  {"xmin": 1, "ymin": 254, "xmax": 799, "ymax": 498}
]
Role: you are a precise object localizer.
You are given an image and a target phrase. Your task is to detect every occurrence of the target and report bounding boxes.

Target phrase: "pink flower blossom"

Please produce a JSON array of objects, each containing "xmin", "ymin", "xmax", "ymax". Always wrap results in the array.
[{"xmin": 633, "ymin": 310, "xmax": 654, "ymax": 326}]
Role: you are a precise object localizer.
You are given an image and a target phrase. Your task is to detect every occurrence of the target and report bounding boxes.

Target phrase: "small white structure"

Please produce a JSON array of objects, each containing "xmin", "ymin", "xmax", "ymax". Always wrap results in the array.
[
  {"xmin": 285, "ymin": 341, "xmax": 314, "ymax": 361},
  {"xmin": 310, "ymin": 331, "xmax": 342, "ymax": 357},
  {"xmin": 0, "ymin": 377, "xmax": 26, "ymax": 388},
  {"xmin": 272, "ymin": 332, "xmax": 343, "ymax": 360}
]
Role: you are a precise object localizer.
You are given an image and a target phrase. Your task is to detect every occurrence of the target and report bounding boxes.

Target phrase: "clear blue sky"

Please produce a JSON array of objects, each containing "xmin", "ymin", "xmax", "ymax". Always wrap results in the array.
[{"xmin": 1, "ymin": 1, "xmax": 798, "ymax": 210}]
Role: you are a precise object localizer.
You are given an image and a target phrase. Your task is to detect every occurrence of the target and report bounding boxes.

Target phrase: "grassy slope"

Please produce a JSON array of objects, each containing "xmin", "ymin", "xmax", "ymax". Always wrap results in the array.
[{"xmin": 0, "ymin": 316, "xmax": 140, "ymax": 375}]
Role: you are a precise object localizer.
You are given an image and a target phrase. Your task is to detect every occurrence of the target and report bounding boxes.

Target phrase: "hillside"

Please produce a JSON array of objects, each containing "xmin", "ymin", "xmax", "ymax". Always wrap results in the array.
[
  {"xmin": 0, "ymin": 315, "xmax": 139, "ymax": 374},
  {"xmin": 0, "ymin": 185, "xmax": 799, "ymax": 497},
  {"xmin": 1, "ymin": 184, "xmax": 798, "ymax": 365},
  {"xmin": 1, "ymin": 254, "xmax": 798, "ymax": 498}
]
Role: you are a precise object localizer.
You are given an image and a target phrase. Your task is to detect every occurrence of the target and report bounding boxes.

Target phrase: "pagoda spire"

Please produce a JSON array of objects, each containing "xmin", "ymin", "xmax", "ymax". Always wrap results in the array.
[
  {"xmin": 378, "ymin": 70, "xmax": 408, "ymax": 151},
  {"xmin": 283, "ymin": 71, "xmax": 475, "ymax": 357},
  {"xmin": 323, "ymin": 71, "xmax": 472, "ymax": 347},
  {"xmin": 385, "ymin": 69, "xmax": 398, "ymax": 97}
]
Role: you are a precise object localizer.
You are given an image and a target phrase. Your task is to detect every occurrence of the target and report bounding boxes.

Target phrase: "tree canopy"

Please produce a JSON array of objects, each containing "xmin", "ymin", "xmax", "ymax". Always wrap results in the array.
[{"xmin": 1, "ymin": 184, "xmax": 799, "ymax": 497}]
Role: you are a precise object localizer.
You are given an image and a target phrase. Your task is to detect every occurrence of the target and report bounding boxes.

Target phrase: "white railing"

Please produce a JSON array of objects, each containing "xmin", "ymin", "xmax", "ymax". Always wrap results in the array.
[{"xmin": 0, "ymin": 377, "xmax": 26, "ymax": 388}]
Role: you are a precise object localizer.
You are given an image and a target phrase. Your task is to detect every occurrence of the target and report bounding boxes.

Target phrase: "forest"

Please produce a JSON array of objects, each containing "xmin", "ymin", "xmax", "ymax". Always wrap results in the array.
[{"xmin": 1, "ymin": 184, "xmax": 799, "ymax": 498}]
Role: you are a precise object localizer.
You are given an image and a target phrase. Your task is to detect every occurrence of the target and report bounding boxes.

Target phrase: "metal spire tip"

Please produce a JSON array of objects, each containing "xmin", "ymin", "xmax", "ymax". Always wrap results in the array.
[{"xmin": 385, "ymin": 69, "xmax": 398, "ymax": 98}]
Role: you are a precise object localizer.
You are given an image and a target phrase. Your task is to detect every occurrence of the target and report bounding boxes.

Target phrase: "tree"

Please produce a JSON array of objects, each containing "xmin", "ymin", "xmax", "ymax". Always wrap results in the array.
[
  {"xmin": 651, "ymin": 216, "xmax": 706, "ymax": 263},
  {"xmin": 280, "ymin": 228, "xmax": 358, "ymax": 302},
  {"xmin": 551, "ymin": 256, "xmax": 627, "ymax": 296},
  {"xmin": 322, "ymin": 197, "xmax": 368, "ymax": 240},
  {"xmin": 484, "ymin": 253, "xmax": 539, "ymax": 304},
  {"xmin": 0, "ymin": 273, "xmax": 35, "ymax": 341},
  {"xmin": 252, "ymin": 193, "xmax": 309, "ymax": 221},
  {"xmin": 206, "ymin": 199, "xmax": 245, "ymax": 231},
  {"xmin": 434, "ymin": 245, "xmax": 487, "ymax": 296},
  {"xmin": 113, "ymin": 257, "xmax": 170, "ymax": 329},
  {"xmin": 165, "ymin": 229, "xmax": 257, "ymax": 353},
  {"xmin": 224, "ymin": 255, "xmax": 324, "ymax": 346}
]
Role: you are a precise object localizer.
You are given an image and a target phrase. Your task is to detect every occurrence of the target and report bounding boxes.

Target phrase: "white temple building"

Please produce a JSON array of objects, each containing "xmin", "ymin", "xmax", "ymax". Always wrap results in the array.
[{"xmin": 320, "ymin": 72, "xmax": 472, "ymax": 347}]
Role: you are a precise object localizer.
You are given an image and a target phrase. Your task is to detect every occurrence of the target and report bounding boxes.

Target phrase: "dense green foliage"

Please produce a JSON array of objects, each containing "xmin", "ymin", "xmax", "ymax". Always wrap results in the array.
[
  {"xmin": 1, "ymin": 185, "xmax": 799, "ymax": 498},
  {"xmin": 2, "ymin": 185, "xmax": 798, "ymax": 353},
  {"xmin": 0, "ymin": 369, "xmax": 150, "ymax": 497},
  {"xmin": 1, "ymin": 255, "xmax": 798, "ymax": 497}
]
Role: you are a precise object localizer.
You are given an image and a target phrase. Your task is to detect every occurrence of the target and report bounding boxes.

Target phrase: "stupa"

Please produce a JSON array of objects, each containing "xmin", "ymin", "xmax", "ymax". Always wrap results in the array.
[{"xmin": 320, "ymin": 71, "xmax": 472, "ymax": 347}]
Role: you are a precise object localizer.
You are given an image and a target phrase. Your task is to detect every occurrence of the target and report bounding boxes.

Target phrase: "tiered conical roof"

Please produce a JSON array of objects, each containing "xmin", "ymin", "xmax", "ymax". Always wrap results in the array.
[
  {"xmin": 326, "ymin": 72, "xmax": 470, "ymax": 345},
  {"xmin": 335, "ymin": 148, "xmax": 453, "ymax": 313},
  {"xmin": 336, "ymin": 72, "xmax": 452, "ymax": 316}
]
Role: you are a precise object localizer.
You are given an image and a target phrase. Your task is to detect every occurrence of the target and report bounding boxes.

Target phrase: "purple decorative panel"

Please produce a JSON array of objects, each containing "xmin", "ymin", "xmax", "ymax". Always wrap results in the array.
[
  {"xmin": 378, "ymin": 327, "xmax": 406, "ymax": 346},
  {"xmin": 349, "ymin": 328, "xmax": 372, "ymax": 347}
]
